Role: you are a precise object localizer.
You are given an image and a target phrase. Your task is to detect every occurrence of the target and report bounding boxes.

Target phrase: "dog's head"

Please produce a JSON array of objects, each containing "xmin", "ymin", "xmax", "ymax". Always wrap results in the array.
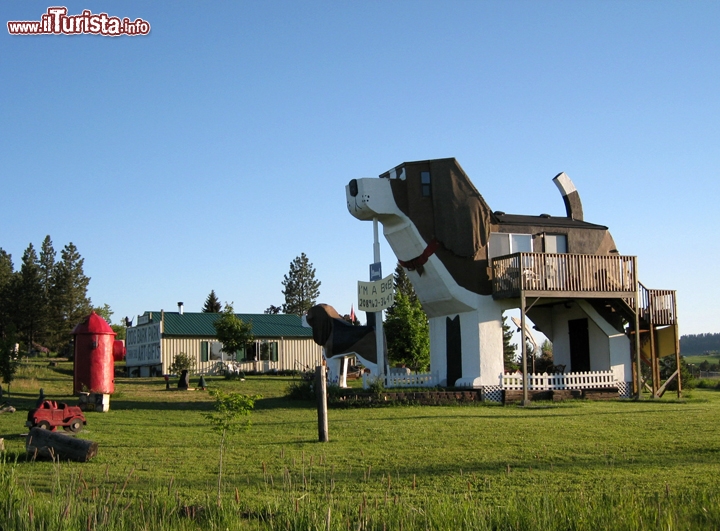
[
  {"xmin": 305, "ymin": 304, "xmax": 344, "ymax": 347},
  {"xmin": 347, "ymin": 158, "xmax": 495, "ymax": 260},
  {"xmin": 305, "ymin": 304, "xmax": 379, "ymax": 364}
]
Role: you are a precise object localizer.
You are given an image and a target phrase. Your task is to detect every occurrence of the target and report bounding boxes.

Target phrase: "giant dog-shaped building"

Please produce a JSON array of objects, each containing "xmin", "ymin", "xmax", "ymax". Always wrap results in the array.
[{"xmin": 346, "ymin": 158, "xmax": 633, "ymax": 391}]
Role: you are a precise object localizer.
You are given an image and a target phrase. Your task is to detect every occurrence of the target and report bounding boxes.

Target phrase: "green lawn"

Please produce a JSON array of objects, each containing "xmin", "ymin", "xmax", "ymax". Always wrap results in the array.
[{"xmin": 1, "ymin": 361, "xmax": 719, "ymax": 530}]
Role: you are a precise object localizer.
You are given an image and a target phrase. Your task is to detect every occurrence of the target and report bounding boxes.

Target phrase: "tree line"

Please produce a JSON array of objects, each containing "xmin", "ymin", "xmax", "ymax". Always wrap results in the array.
[
  {"xmin": 680, "ymin": 333, "xmax": 720, "ymax": 355},
  {"xmin": 0, "ymin": 236, "xmax": 92, "ymax": 356}
]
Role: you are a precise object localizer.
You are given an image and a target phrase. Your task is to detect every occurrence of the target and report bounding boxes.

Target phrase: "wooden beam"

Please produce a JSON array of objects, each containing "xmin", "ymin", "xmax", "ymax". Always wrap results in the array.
[
  {"xmin": 656, "ymin": 370, "xmax": 679, "ymax": 398},
  {"xmin": 649, "ymin": 324, "xmax": 658, "ymax": 398},
  {"xmin": 673, "ymin": 295, "xmax": 682, "ymax": 398},
  {"xmin": 520, "ymin": 291, "xmax": 530, "ymax": 407},
  {"xmin": 634, "ymin": 259, "xmax": 642, "ymax": 400}
]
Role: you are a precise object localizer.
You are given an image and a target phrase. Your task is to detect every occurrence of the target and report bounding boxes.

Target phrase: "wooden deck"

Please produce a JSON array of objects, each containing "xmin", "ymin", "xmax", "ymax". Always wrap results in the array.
[
  {"xmin": 491, "ymin": 252, "xmax": 677, "ymax": 326},
  {"xmin": 492, "ymin": 252, "xmax": 637, "ymax": 299}
]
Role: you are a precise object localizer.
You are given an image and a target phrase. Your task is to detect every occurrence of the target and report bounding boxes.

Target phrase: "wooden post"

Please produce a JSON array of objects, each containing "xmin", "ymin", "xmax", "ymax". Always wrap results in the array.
[
  {"xmin": 315, "ymin": 365, "xmax": 329, "ymax": 442},
  {"xmin": 673, "ymin": 292, "xmax": 682, "ymax": 398},
  {"xmin": 649, "ymin": 323, "xmax": 658, "ymax": 398},
  {"xmin": 634, "ymin": 261, "xmax": 642, "ymax": 400},
  {"xmin": 520, "ymin": 292, "xmax": 530, "ymax": 406}
]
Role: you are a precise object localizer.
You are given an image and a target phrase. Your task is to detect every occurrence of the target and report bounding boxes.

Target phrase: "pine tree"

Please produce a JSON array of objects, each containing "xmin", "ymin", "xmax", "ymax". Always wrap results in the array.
[
  {"xmin": 202, "ymin": 290, "xmax": 222, "ymax": 313},
  {"xmin": 49, "ymin": 243, "xmax": 91, "ymax": 353},
  {"xmin": 281, "ymin": 253, "xmax": 321, "ymax": 315},
  {"xmin": 393, "ymin": 263, "xmax": 416, "ymax": 302},
  {"xmin": 38, "ymin": 236, "xmax": 55, "ymax": 297},
  {"xmin": 384, "ymin": 267, "xmax": 429, "ymax": 371},
  {"xmin": 17, "ymin": 244, "xmax": 43, "ymax": 354},
  {"xmin": 502, "ymin": 315, "xmax": 518, "ymax": 372},
  {"xmin": 37, "ymin": 236, "xmax": 56, "ymax": 346},
  {"xmin": 384, "ymin": 292, "xmax": 430, "ymax": 371},
  {"xmin": 0, "ymin": 333, "xmax": 19, "ymax": 397},
  {"xmin": 0, "ymin": 249, "xmax": 15, "ymax": 339}
]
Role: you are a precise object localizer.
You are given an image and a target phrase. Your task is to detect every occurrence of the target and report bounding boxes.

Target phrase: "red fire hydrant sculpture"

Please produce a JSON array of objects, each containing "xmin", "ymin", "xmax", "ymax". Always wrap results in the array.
[{"xmin": 72, "ymin": 311, "xmax": 116, "ymax": 395}]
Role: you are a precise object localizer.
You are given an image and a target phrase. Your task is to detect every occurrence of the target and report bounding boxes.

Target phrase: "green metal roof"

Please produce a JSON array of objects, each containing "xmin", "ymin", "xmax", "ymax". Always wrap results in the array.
[{"xmin": 141, "ymin": 312, "xmax": 312, "ymax": 338}]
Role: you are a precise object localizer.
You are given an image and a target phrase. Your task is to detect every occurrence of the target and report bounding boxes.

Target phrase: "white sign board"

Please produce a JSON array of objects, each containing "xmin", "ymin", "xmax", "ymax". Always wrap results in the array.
[
  {"xmin": 357, "ymin": 274, "xmax": 394, "ymax": 311},
  {"xmin": 125, "ymin": 323, "xmax": 161, "ymax": 367}
]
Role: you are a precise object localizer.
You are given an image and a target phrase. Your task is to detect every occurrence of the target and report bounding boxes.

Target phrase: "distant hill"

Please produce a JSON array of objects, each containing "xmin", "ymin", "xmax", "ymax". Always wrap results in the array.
[{"xmin": 680, "ymin": 333, "xmax": 720, "ymax": 354}]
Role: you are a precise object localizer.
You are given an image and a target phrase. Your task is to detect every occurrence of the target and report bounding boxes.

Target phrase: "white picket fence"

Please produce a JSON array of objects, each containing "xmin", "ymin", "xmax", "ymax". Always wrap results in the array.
[
  {"xmin": 363, "ymin": 371, "xmax": 440, "ymax": 388},
  {"xmin": 502, "ymin": 370, "xmax": 617, "ymax": 391}
]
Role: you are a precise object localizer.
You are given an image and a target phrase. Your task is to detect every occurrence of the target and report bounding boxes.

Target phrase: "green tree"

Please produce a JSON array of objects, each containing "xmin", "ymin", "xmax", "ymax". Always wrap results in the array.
[
  {"xmin": 93, "ymin": 303, "xmax": 126, "ymax": 340},
  {"xmin": 94, "ymin": 303, "xmax": 113, "ymax": 323},
  {"xmin": 535, "ymin": 339, "xmax": 555, "ymax": 373},
  {"xmin": 384, "ymin": 292, "xmax": 430, "ymax": 371},
  {"xmin": 204, "ymin": 390, "xmax": 260, "ymax": 506},
  {"xmin": 660, "ymin": 355, "xmax": 693, "ymax": 391},
  {"xmin": 503, "ymin": 315, "xmax": 518, "ymax": 372},
  {"xmin": 0, "ymin": 330, "xmax": 19, "ymax": 397},
  {"xmin": 0, "ymin": 249, "xmax": 15, "ymax": 339},
  {"xmin": 213, "ymin": 303, "xmax": 254, "ymax": 360},
  {"xmin": 37, "ymin": 236, "xmax": 56, "ymax": 347},
  {"xmin": 281, "ymin": 253, "xmax": 321, "ymax": 315},
  {"xmin": 393, "ymin": 263, "xmax": 416, "ymax": 302},
  {"xmin": 264, "ymin": 305, "xmax": 282, "ymax": 315},
  {"xmin": 202, "ymin": 290, "xmax": 222, "ymax": 313},
  {"xmin": 17, "ymin": 244, "xmax": 43, "ymax": 355},
  {"xmin": 49, "ymin": 242, "xmax": 92, "ymax": 353}
]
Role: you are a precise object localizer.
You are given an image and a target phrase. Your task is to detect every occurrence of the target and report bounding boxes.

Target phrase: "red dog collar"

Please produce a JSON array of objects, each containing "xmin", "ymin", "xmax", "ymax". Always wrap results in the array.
[{"xmin": 399, "ymin": 239, "xmax": 440, "ymax": 275}]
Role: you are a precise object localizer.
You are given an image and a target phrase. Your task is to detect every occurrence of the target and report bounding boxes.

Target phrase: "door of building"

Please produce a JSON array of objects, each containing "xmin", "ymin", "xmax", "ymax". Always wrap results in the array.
[{"xmin": 568, "ymin": 318, "xmax": 591, "ymax": 372}]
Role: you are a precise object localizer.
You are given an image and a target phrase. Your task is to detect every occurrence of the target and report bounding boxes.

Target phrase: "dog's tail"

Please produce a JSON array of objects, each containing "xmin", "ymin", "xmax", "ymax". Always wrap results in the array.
[{"xmin": 553, "ymin": 172, "xmax": 583, "ymax": 221}]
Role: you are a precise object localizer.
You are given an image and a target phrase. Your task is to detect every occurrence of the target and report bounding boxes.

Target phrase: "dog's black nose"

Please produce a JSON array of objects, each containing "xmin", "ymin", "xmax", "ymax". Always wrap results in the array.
[{"xmin": 348, "ymin": 179, "xmax": 358, "ymax": 197}]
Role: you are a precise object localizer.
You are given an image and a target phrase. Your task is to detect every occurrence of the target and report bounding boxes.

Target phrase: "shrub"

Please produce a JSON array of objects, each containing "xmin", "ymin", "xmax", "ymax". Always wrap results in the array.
[
  {"xmin": 285, "ymin": 370, "xmax": 315, "ymax": 400},
  {"xmin": 367, "ymin": 375, "xmax": 385, "ymax": 396},
  {"xmin": 169, "ymin": 352, "xmax": 194, "ymax": 375}
]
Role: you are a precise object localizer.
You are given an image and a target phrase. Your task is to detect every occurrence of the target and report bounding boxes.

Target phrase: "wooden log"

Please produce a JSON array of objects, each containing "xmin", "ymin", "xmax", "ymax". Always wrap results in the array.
[{"xmin": 26, "ymin": 428, "xmax": 98, "ymax": 462}]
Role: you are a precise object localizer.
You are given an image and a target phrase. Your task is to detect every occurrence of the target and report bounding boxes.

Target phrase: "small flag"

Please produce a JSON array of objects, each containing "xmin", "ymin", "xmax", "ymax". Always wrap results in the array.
[{"xmin": 350, "ymin": 304, "xmax": 356, "ymax": 323}]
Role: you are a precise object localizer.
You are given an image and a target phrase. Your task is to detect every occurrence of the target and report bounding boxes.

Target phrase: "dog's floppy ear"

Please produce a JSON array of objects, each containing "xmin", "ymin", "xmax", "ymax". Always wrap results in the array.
[
  {"xmin": 430, "ymin": 159, "xmax": 493, "ymax": 258},
  {"xmin": 306, "ymin": 304, "xmax": 342, "ymax": 346}
]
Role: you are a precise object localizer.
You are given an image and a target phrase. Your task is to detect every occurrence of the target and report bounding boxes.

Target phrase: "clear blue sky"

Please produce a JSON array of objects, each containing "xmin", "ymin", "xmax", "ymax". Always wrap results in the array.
[{"xmin": 1, "ymin": 1, "xmax": 718, "ymax": 335}]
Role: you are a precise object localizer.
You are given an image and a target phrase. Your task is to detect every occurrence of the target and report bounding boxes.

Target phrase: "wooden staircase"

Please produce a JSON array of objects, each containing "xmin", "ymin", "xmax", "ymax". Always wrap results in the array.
[{"xmin": 596, "ymin": 283, "xmax": 681, "ymax": 398}]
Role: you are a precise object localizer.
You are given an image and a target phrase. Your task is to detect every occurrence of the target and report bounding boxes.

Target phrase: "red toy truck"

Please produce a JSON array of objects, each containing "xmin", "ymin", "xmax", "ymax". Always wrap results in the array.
[{"xmin": 26, "ymin": 400, "xmax": 86, "ymax": 433}]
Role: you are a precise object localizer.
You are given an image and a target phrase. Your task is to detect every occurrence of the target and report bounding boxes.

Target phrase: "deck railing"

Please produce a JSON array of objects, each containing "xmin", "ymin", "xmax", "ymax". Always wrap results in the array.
[
  {"xmin": 502, "ymin": 370, "xmax": 618, "ymax": 390},
  {"xmin": 492, "ymin": 252, "xmax": 637, "ymax": 298},
  {"xmin": 625, "ymin": 283, "xmax": 677, "ymax": 326}
]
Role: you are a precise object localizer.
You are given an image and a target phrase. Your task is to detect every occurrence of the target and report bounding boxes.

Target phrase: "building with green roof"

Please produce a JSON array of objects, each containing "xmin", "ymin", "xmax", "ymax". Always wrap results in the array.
[{"xmin": 126, "ymin": 306, "xmax": 321, "ymax": 377}]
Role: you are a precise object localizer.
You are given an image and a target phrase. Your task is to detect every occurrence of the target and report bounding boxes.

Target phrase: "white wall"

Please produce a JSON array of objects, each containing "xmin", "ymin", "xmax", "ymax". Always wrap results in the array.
[{"xmin": 542, "ymin": 302, "xmax": 630, "ymax": 381}]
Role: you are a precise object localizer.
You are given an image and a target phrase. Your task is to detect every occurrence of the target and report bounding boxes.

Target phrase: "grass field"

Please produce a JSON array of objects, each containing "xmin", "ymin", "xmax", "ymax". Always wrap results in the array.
[
  {"xmin": 1, "ymin": 361, "xmax": 719, "ymax": 530},
  {"xmin": 684, "ymin": 353, "xmax": 720, "ymax": 366}
]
